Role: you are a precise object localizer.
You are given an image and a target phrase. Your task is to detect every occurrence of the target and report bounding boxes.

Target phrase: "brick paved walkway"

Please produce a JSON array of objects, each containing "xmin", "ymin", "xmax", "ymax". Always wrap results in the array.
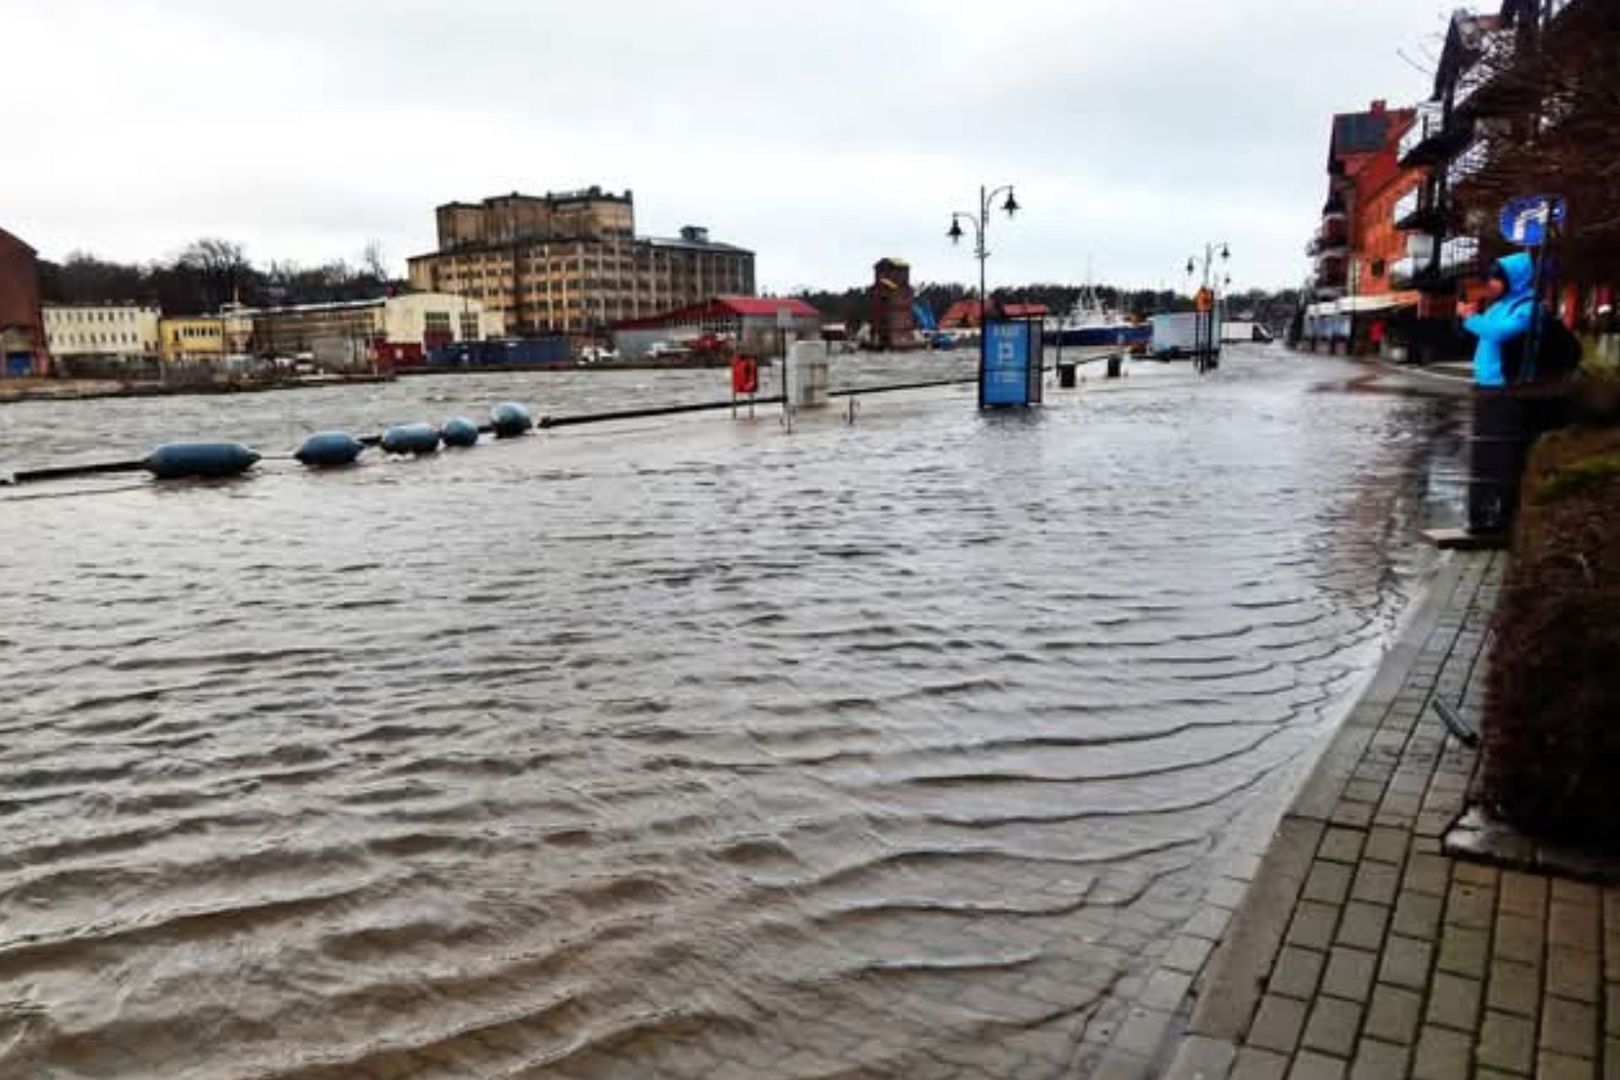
[{"xmin": 1156, "ymin": 550, "xmax": 1620, "ymax": 1080}]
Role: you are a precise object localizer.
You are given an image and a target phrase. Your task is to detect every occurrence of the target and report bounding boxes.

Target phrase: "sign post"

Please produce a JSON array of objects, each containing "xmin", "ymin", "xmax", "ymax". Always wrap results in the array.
[
  {"xmin": 1499, "ymin": 194, "xmax": 1567, "ymax": 381},
  {"xmin": 1194, "ymin": 287, "xmax": 1216, "ymax": 373}
]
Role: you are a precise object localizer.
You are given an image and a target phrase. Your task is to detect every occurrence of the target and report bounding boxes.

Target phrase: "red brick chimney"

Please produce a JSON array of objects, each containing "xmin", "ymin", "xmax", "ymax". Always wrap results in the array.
[{"xmin": 1370, "ymin": 99, "xmax": 1387, "ymax": 114}]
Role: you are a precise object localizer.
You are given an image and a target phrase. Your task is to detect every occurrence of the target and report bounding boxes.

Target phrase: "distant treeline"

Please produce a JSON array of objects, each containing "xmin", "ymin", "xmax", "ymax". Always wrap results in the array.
[
  {"xmin": 39, "ymin": 238, "xmax": 401, "ymax": 314},
  {"xmin": 794, "ymin": 282, "xmax": 1301, "ymax": 335},
  {"xmin": 40, "ymin": 239, "xmax": 1303, "ymax": 336}
]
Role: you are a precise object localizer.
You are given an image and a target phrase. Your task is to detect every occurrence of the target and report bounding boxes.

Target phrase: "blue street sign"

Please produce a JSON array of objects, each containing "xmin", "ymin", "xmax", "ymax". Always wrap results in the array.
[
  {"xmin": 981, "ymin": 320, "xmax": 1038, "ymax": 406},
  {"xmin": 1500, "ymin": 195, "xmax": 1567, "ymax": 248}
]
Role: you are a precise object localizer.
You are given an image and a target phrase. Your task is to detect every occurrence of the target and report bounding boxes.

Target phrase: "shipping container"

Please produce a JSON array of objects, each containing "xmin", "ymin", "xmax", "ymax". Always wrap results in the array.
[{"xmin": 427, "ymin": 338, "xmax": 571, "ymax": 367}]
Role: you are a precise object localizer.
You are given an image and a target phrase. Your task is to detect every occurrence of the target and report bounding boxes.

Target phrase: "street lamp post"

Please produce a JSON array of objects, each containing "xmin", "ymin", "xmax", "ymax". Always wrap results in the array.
[
  {"xmin": 948, "ymin": 184, "xmax": 1020, "ymax": 406},
  {"xmin": 1186, "ymin": 241, "xmax": 1231, "ymax": 372}
]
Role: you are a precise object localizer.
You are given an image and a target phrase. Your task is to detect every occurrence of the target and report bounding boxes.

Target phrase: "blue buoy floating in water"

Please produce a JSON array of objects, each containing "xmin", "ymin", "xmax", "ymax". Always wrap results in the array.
[
  {"xmin": 380, "ymin": 423, "xmax": 441, "ymax": 456},
  {"xmin": 490, "ymin": 401, "xmax": 534, "ymax": 438},
  {"xmin": 440, "ymin": 417, "xmax": 480, "ymax": 448},
  {"xmin": 144, "ymin": 442, "xmax": 260, "ymax": 479},
  {"xmin": 295, "ymin": 431, "xmax": 366, "ymax": 467}
]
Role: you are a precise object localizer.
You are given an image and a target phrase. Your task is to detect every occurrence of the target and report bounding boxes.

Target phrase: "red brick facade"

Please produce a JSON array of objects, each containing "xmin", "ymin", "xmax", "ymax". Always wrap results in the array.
[{"xmin": 0, "ymin": 227, "xmax": 48, "ymax": 375}]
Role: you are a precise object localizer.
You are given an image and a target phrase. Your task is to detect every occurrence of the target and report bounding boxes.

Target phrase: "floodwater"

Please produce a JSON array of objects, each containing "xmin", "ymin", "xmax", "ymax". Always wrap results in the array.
[
  {"xmin": 0, "ymin": 350, "xmax": 982, "ymax": 477},
  {"xmin": 0, "ymin": 350, "xmax": 1466, "ymax": 1079}
]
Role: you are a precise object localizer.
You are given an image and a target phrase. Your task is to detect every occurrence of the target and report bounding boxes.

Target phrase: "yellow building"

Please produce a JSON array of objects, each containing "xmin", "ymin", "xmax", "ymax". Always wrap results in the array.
[
  {"xmin": 160, "ymin": 316, "xmax": 223, "ymax": 362},
  {"xmin": 159, "ymin": 311, "xmax": 252, "ymax": 362},
  {"xmin": 407, "ymin": 187, "xmax": 755, "ymax": 337}
]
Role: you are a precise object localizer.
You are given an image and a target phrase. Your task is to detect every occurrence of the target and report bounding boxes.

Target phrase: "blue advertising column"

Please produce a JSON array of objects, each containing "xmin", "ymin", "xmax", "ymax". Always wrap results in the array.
[{"xmin": 980, "ymin": 320, "xmax": 1043, "ymax": 408}]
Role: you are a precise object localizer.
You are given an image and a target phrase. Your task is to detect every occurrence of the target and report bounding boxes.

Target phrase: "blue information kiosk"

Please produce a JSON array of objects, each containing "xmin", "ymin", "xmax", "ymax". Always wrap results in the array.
[{"xmin": 979, "ymin": 319, "xmax": 1044, "ymax": 408}]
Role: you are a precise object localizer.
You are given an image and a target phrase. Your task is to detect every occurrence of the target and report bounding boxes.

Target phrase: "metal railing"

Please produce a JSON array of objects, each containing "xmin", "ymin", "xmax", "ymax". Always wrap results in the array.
[
  {"xmin": 1447, "ymin": 139, "xmax": 1492, "ymax": 188},
  {"xmin": 1394, "ymin": 188, "xmax": 1422, "ymax": 225},
  {"xmin": 1440, "ymin": 236, "xmax": 1481, "ymax": 276},
  {"xmin": 1399, "ymin": 101, "xmax": 1445, "ymax": 160}
]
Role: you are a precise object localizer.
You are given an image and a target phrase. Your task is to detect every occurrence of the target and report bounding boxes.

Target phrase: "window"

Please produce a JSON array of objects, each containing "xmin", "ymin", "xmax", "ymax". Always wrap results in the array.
[{"xmin": 1371, "ymin": 259, "xmax": 1386, "ymax": 278}]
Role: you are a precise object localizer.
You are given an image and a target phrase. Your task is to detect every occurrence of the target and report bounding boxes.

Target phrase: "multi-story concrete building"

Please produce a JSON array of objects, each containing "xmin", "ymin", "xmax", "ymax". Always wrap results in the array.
[
  {"xmin": 407, "ymin": 188, "xmax": 755, "ymax": 337},
  {"xmin": 242, "ymin": 293, "xmax": 498, "ymax": 368},
  {"xmin": 44, "ymin": 303, "xmax": 161, "ymax": 364},
  {"xmin": 0, "ymin": 227, "xmax": 49, "ymax": 376}
]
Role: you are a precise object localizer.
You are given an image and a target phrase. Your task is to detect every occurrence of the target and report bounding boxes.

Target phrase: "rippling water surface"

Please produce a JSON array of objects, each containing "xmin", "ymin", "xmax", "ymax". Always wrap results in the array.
[{"xmin": 0, "ymin": 350, "xmax": 1465, "ymax": 1078}]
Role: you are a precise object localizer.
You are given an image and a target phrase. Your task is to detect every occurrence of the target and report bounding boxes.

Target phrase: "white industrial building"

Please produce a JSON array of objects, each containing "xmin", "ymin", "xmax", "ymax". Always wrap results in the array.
[{"xmin": 43, "ymin": 303, "xmax": 161, "ymax": 361}]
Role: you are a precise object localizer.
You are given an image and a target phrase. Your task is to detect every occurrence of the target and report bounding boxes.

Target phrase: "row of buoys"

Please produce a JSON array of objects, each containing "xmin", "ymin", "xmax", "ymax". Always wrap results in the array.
[{"xmin": 143, "ymin": 402, "xmax": 537, "ymax": 479}]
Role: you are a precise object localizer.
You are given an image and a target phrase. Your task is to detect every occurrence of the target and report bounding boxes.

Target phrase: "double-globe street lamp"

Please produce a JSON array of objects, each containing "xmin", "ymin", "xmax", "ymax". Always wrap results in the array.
[
  {"xmin": 1186, "ymin": 242, "xmax": 1232, "ymax": 372},
  {"xmin": 948, "ymin": 185, "xmax": 1020, "ymax": 405},
  {"xmin": 947, "ymin": 184, "xmax": 1021, "ymax": 335}
]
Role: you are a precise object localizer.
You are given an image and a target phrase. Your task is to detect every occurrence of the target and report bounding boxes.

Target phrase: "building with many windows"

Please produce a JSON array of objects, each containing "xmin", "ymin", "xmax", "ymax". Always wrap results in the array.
[
  {"xmin": 159, "ymin": 311, "xmax": 252, "ymax": 363},
  {"xmin": 1301, "ymin": 99, "xmax": 1421, "ymax": 353},
  {"xmin": 44, "ymin": 303, "xmax": 161, "ymax": 364},
  {"xmin": 407, "ymin": 188, "xmax": 756, "ymax": 337},
  {"xmin": 241, "ymin": 293, "xmax": 499, "ymax": 368}
]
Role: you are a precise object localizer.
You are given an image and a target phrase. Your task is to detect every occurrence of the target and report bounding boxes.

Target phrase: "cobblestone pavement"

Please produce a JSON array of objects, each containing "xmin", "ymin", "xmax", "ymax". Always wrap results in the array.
[{"xmin": 1153, "ymin": 550, "xmax": 1620, "ymax": 1080}]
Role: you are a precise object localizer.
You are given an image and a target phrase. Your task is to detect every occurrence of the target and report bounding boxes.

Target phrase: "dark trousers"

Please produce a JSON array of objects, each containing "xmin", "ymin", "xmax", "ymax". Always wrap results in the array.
[{"xmin": 1467, "ymin": 388, "xmax": 1573, "ymax": 533}]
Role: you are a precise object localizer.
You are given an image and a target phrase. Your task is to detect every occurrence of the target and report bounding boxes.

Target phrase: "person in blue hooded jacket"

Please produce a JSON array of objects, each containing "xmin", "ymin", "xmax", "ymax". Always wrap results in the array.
[
  {"xmin": 1458, "ymin": 251, "xmax": 1537, "ymax": 387},
  {"xmin": 1457, "ymin": 251, "xmax": 1537, "ymax": 532}
]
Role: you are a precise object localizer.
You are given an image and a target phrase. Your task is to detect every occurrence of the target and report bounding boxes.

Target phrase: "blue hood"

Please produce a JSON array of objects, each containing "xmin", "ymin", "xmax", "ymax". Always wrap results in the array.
[
  {"xmin": 1465, "ymin": 251, "xmax": 1539, "ymax": 388},
  {"xmin": 1495, "ymin": 252, "xmax": 1536, "ymax": 299}
]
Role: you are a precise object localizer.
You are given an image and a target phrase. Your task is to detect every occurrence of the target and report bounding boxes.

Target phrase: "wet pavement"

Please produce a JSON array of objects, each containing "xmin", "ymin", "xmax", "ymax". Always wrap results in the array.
[{"xmin": 0, "ymin": 350, "xmax": 1469, "ymax": 1078}]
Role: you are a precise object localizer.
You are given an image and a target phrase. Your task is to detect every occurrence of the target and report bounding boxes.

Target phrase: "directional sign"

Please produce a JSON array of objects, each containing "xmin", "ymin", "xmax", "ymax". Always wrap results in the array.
[{"xmin": 1500, "ymin": 195, "xmax": 1567, "ymax": 248}]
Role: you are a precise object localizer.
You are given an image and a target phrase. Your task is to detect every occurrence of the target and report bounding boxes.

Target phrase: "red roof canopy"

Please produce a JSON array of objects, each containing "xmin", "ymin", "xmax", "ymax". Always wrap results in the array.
[
  {"xmin": 939, "ymin": 299, "xmax": 1048, "ymax": 327},
  {"xmin": 714, "ymin": 296, "xmax": 819, "ymax": 318}
]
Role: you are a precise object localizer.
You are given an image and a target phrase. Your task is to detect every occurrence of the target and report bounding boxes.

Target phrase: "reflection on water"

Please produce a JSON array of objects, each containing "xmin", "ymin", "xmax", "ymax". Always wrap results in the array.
[{"xmin": 0, "ymin": 351, "xmax": 1464, "ymax": 1078}]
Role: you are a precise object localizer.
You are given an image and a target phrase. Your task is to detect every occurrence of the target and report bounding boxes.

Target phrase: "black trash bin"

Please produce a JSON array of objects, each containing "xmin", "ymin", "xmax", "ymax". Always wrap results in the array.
[
  {"xmin": 1105, "ymin": 354, "xmax": 1123, "ymax": 379},
  {"xmin": 1057, "ymin": 361, "xmax": 1077, "ymax": 388}
]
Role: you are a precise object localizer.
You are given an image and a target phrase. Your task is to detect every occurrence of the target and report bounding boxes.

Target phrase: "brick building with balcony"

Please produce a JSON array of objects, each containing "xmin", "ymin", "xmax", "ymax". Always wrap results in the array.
[
  {"xmin": 1387, "ymin": 0, "xmax": 1611, "ymax": 364},
  {"xmin": 1302, "ymin": 100, "xmax": 1419, "ymax": 353}
]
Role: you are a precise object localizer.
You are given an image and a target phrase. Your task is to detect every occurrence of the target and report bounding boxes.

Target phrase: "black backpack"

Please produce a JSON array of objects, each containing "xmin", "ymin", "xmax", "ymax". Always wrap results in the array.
[{"xmin": 1503, "ymin": 309, "xmax": 1583, "ymax": 385}]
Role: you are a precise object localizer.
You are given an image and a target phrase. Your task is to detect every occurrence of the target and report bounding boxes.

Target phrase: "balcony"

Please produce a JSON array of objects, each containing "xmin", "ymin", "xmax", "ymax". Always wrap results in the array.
[
  {"xmin": 1446, "ymin": 139, "xmax": 1492, "ymax": 189},
  {"xmin": 1394, "ymin": 188, "xmax": 1445, "ymax": 232},
  {"xmin": 1394, "ymin": 189, "xmax": 1421, "ymax": 227},
  {"xmin": 1440, "ymin": 236, "xmax": 1480, "ymax": 275},
  {"xmin": 1386, "ymin": 236, "xmax": 1477, "ymax": 292},
  {"xmin": 1398, "ymin": 102, "xmax": 1454, "ymax": 166},
  {"xmin": 1306, "ymin": 219, "xmax": 1349, "ymax": 257},
  {"xmin": 1389, "ymin": 257, "xmax": 1420, "ymax": 289},
  {"xmin": 1453, "ymin": 31, "xmax": 1516, "ymax": 118}
]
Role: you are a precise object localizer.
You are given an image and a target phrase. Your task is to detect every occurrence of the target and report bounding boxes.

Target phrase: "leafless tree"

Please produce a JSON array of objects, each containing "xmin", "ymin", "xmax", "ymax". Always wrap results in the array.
[{"xmin": 360, "ymin": 240, "xmax": 389, "ymax": 282}]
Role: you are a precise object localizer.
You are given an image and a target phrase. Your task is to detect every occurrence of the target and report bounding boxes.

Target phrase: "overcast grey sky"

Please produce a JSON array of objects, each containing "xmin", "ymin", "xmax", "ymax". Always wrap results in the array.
[{"xmin": 10, "ymin": 0, "xmax": 1460, "ymax": 292}]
